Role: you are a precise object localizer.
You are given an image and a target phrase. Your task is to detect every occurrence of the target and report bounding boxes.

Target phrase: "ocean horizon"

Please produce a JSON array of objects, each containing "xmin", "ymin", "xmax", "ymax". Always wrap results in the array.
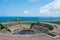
[{"xmin": 0, "ymin": 17, "xmax": 60, "ymax": 22}]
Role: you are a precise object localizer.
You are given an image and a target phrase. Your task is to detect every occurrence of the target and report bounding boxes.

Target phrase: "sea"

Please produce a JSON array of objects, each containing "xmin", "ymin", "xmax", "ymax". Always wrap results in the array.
[{"xmin": 0, "ymin": 17, "xmax": 60, "ymax": 22}]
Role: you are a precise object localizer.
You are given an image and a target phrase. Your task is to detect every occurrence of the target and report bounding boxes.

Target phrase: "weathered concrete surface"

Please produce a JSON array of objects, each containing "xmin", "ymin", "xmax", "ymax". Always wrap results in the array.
[{"xmin": 0, "ymin": 22, "xmax": 60, "ymax": 40}]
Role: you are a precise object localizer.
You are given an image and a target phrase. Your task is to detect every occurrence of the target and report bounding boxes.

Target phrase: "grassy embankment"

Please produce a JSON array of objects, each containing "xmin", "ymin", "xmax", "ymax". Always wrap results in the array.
[
  {"xmin": 0, "ymin": 20, "xmax": 40, "ymax": 23},
  {"xmin": 50, "ymin": 21, "xmax": 60, "ymax": 25}
]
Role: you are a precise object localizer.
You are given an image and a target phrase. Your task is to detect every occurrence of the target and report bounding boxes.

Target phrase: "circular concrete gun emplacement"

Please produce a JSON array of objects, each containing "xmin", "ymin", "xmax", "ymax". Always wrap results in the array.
[{"xmin": 0, "ymin": 21, "xmax": 60, "ymax": 39}]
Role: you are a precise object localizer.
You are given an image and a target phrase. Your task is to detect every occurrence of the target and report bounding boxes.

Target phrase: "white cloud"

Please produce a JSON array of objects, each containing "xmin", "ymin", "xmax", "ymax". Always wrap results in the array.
[
  {"xmin": 39, "ymin": 0, "xmax": 60, "ymax": 17},
  {"xmin": 24, "ymin": 11, "xmax": 29, "ymax": 14}
]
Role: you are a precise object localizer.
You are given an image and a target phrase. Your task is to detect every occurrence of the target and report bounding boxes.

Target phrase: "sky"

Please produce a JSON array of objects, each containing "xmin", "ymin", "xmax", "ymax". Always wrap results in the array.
[{"xmin": 0, "ymin": 0, "xmax": 60, "ymax": 17}]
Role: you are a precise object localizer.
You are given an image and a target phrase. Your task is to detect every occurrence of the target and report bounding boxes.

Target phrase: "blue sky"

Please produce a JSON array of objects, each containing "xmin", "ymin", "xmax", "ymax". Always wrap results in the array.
[{"xmin": 0, "ymin": 0, "xmax": 58, "ymax": 17}]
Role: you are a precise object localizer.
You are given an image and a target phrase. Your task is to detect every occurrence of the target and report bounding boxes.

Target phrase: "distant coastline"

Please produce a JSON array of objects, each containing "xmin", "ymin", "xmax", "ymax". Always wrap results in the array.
[{"xmin": 0, "ymin": 17, "xmax": 60, "ymax": 22}]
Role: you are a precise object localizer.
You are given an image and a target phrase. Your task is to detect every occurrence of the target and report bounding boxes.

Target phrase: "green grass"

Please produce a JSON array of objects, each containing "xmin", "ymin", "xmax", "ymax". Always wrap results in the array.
[
  {"xmin": 30, "ymin": 22, "xmax": 40, "ymax": 29},
  {"xmin": 0, "ymin": 20, "xmax": 40, "ymax": 23},
  {"xmin": 0, "ymin": 23, "xmax": 11, "ymax": 32},
  {"xmin": 50, "ymin": 21, "xmax": 60, "ymax": 24},
  {"xmin": 43, "ymin": 26, "xmax": 54, "ymax": 31},
  {"xmin": 30, "ymin": 21, "xmax": 54, "ymax": 31},
  {"xmin": 0, "ymin": 23, "xmax": 6, "ymax": 30}
]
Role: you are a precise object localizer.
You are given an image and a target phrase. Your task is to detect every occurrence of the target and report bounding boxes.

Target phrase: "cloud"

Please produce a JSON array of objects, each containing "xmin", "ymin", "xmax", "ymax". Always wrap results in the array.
[
  {"xmin": 24, "ymin": 11, "xmax": 29, "ymax": 14},
  {"xmin": 39, "ymin": 0, "xmax": 60, "ymax": 17}
]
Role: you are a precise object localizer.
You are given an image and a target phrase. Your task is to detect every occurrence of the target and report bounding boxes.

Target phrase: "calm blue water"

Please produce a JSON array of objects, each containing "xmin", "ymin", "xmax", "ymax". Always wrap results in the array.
[{"xmin": 0, "ymin": 17, "xmax": 60, "ymax": 22}]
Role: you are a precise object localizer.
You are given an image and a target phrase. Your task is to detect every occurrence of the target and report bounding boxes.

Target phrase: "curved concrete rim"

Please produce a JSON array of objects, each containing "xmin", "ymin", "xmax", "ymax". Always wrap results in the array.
[{"xmin": 0, "ymin": 32, "xmax": 46, "ymax": 37}]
